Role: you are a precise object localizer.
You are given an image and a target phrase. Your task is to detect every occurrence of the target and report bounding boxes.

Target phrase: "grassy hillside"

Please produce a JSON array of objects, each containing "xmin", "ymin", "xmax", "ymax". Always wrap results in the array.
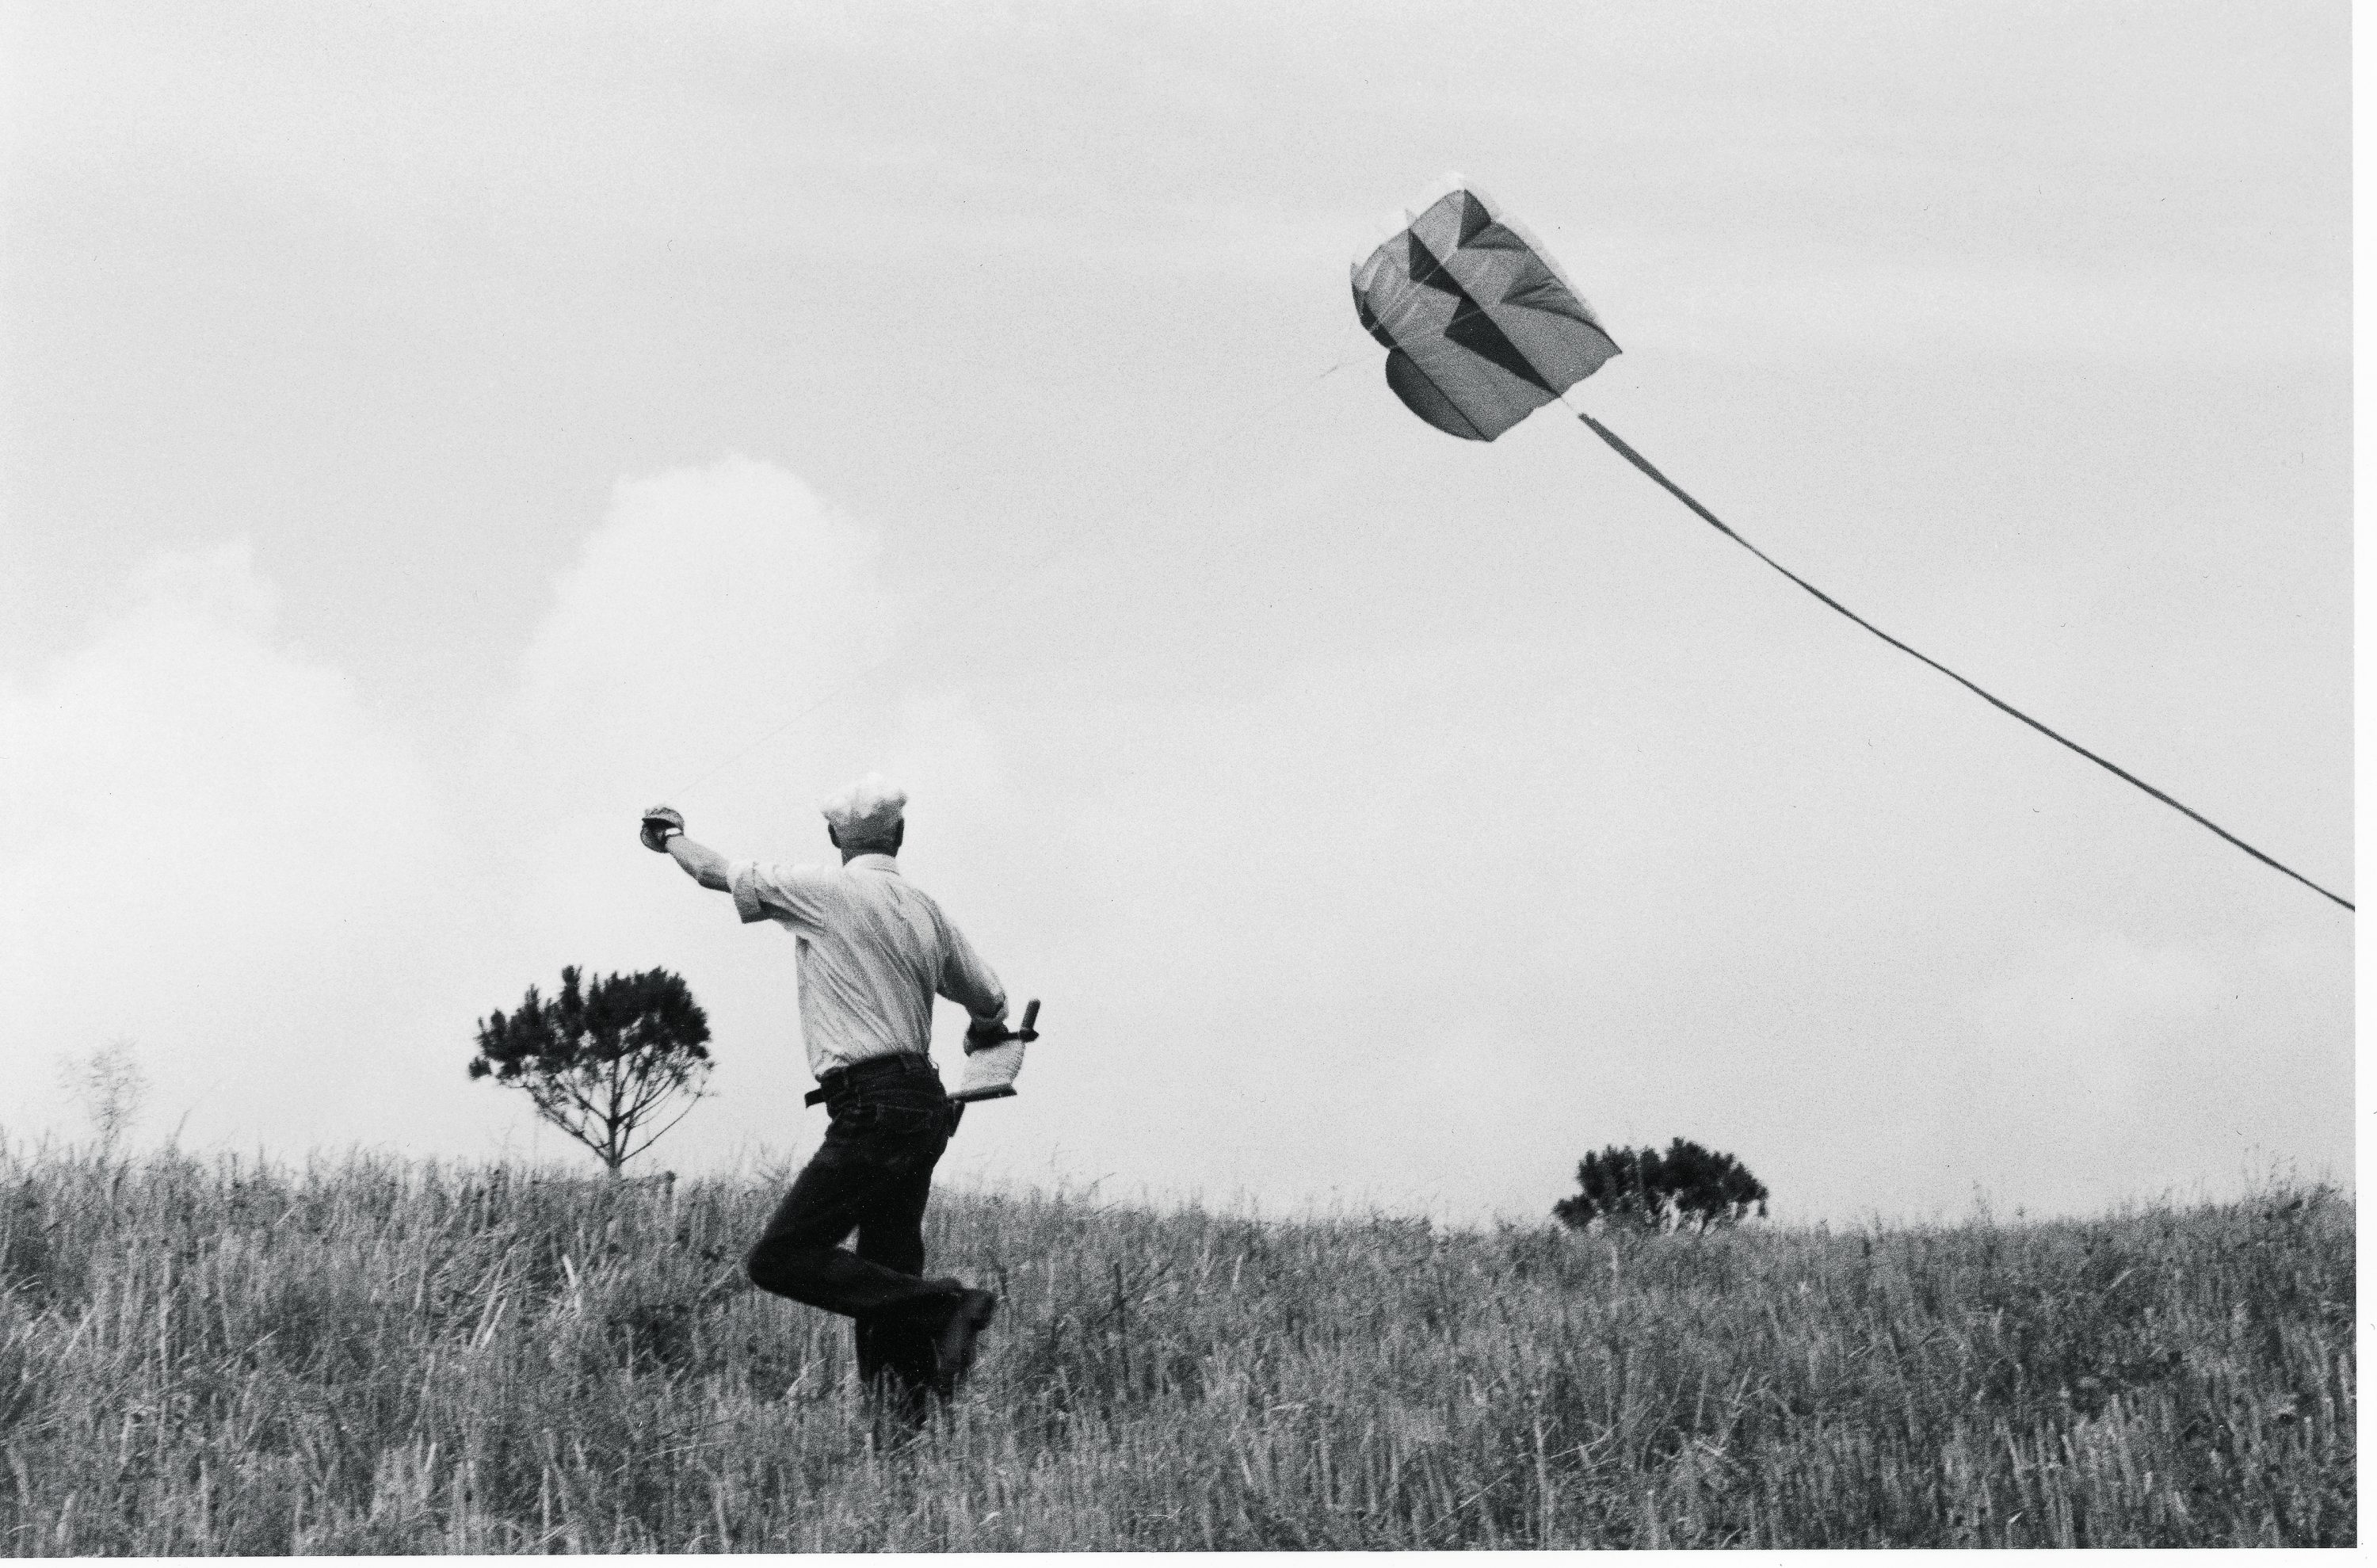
[{"xmin": 0, "ymin": 1148, "xmax": 2352, "ymax": 1550}]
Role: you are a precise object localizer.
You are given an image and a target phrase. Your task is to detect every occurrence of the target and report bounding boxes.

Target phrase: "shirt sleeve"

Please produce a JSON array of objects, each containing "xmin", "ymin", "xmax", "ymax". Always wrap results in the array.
[
  {"xmin": 728, "ymin": 860, "xmax": 833, "ymax": 929},
  {"xmin": 935, "ymin": 910, "xmax": 1008, "ymax": 1022}
]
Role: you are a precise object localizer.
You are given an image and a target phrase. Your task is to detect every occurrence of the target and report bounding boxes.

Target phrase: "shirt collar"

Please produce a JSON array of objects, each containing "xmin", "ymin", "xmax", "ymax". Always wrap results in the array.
[{"xmin": 846, "ymin": 853, "xmax": 901, "ymax": 875}]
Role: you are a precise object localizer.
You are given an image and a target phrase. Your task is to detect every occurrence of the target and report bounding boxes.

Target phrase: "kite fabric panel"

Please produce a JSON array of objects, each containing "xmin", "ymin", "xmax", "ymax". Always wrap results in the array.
[{"xmin": 1352, "ymin": 185, "xmax": 1620, "ymax": 441}]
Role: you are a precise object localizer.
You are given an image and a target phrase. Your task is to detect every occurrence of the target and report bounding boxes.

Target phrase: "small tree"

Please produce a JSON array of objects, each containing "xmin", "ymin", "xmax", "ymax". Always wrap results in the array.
[
  {"xmin": 469, "ymin": 966, "xmax": 712, "ymax": 1175},
  {"xmin": 1554, "ymin": 1137, "xmax": 1768, "ymax": 1232},
  {"xmin": 58, "ymin": 1039, "xmax": 146, "ymax": 1154}
]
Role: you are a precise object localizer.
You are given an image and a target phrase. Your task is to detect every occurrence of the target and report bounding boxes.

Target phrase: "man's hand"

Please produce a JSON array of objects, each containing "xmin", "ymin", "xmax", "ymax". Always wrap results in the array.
[
  {"xmin": 963, "ymin": 1015, "xmax": 1011, "ymax": 1055},
  {"xmin": 640, "ymin": 804, "xmax": 685, "ymax": 853}
]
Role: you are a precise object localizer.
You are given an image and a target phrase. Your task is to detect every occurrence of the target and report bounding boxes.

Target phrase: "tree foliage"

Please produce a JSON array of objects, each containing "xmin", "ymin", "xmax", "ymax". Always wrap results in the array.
[
  {"xmin": 469, "ymin": 966, "xmax": 712, "ymax": 1174},
  {"xmin": 1554, "ymin": 1138, "xmax": 1768, "ymax": 1232}
]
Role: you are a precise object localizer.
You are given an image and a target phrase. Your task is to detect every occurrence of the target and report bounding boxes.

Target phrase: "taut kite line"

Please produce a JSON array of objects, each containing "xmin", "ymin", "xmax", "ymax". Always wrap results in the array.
[{"xmin": 1351, "ymin": 179, "xmax": 2349, "ymax": 913}]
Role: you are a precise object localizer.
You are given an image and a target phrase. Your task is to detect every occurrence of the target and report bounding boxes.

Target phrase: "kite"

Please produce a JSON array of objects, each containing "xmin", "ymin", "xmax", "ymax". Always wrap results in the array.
[
  {"xmin": 1352, "ymin": 182, "xmax": 1620, "ymax": 441},
  {"xmin": 1353, "ymin": 179, "xmax": 2350, "ymax": 913}
]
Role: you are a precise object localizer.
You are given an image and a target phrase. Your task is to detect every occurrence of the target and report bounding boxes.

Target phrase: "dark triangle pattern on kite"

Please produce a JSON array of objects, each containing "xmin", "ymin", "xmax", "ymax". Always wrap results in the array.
[
  {"xmin": 1445, "ymin": 296, "xmax": 1556, "ymax": 392},
  {"xmin": 1406, "ymin": 233, "xmax": 1462, "ymax": 296},
  {"xmin": 1458, "ymin": 189, "xmax": 1497, "ymax": 245},
  {"xmin": 1460, "ymin": 223, "xmax": 1540, "ymax": 258},
  {"xmin": 1498, "ymin": 270, "xmax": 1601, "ymax": 329}
]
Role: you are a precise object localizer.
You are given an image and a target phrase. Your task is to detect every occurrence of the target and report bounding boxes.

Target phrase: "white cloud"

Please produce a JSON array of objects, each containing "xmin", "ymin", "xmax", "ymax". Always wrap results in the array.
[
  {"xmin": 0, "ymin": 462, "xmax": 932, "ymax": 1162},
  {"xmin": 505, "ymin": 456, "xmax": 899, "ymax": 795},
  {"xmin": 0, "ymin": 540, "xmax": 463, "ymax": 1144}
]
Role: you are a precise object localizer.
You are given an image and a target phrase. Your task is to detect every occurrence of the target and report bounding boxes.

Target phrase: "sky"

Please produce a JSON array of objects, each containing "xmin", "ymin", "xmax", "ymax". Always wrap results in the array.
[{"xmin": 0, "ymin": 1, "xmax": 2352, "ymax": 1225}]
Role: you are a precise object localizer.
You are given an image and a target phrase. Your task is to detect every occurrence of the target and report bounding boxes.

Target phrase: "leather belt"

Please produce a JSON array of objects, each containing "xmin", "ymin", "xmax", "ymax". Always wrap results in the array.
[{"xmin": 803, "ymin": 1052, "xmax": 935, "ymax": 1108}]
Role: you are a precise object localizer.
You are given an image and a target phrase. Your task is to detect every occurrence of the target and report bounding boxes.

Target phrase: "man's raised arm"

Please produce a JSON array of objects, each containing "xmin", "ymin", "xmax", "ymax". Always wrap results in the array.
[{"xmin": 641, "ymin": 804, "xmax": 731, "ymax": 891}]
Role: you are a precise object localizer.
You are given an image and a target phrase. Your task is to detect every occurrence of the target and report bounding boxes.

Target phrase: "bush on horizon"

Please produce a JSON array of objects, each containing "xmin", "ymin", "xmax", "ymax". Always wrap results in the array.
[{"xmin": 1555, "ymin": 1137, "xmax": 1769, "ymax": 1232}]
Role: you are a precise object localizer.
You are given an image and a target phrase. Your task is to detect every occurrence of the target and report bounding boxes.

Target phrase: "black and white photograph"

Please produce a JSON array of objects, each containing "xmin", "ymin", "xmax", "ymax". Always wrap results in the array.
[{"xmin": 0, "ymin": 1, "xmax": 2355, "ymax": 1551}]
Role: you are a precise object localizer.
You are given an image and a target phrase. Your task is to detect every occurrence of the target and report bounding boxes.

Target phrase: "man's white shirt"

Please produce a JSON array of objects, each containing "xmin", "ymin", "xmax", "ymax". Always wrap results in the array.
[{"xmin": 729, "ymin": 853, "xmax": 1006, "ymax": 1078}]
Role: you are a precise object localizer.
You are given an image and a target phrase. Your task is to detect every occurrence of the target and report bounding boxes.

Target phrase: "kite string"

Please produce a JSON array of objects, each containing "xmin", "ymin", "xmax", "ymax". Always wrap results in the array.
[
  {"xmin": 1568, "ymin": 405, "xmax": 2353, "ymax": 914},
  {"xmin": 665, "ymin": 331, "xmax": 1379, "ymax": 801}
]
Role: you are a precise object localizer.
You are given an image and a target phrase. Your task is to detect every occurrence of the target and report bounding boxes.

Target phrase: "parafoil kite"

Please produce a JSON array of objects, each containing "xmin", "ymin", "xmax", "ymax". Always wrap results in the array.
[
  {"xmin": 1351, "ymin": 177, "xmax": 2351, "ymax": 912},
  {"xmin": 1352, "ymin": 182, "xmax": 1618, "ymax": 442}
]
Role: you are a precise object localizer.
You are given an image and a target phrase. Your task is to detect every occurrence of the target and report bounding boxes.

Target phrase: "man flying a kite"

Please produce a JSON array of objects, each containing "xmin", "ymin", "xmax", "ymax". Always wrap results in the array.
[{"xmin": 640, "ymin": 775, "xmax": 1008, "ymax": 1422}]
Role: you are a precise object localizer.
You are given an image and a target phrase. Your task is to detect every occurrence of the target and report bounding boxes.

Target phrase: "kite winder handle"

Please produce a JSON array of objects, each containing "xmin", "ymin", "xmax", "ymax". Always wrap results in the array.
[{"xmin": 963, "ymin": 998, "xmax": 1040, "ymax": 1055}]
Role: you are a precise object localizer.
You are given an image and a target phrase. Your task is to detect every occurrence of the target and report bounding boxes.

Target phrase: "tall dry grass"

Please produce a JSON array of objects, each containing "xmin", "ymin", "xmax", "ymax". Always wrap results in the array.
[{"xmin": 0, "ymin": 1145, "xmax": 2352, "ymax": 1550}]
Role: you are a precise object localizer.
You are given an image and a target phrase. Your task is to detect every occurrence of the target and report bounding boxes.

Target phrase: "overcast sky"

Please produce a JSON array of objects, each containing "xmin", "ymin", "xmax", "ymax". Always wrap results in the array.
[{"xmin": 0, "ymin": 2, "xmax": 2351, "ymax": 1224}]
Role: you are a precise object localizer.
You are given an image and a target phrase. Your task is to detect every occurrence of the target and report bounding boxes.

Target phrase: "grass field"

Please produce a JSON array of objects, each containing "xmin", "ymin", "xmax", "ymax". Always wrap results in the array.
[{"xmin": 0, "ymin": 1146, "xmax": 2352, "ymax": 1551}]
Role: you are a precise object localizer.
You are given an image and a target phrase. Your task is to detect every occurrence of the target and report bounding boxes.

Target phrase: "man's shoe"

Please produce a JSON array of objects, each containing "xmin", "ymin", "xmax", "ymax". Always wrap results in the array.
[{"xmin": 931, "ymin": 1288, "xmax": 998, "ymax": 1395}]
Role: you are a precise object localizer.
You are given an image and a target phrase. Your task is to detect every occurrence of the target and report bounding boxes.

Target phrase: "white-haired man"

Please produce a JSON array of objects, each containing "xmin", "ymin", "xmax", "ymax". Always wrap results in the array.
[{"xmin": 639, "ymin": 775, "xmax": 1005, "ymax": 1418}]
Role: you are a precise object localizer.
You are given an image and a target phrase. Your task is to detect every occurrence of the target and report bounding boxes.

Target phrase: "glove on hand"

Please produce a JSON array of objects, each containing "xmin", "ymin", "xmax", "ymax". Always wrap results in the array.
[
  {"xmin": 639, "ymin": 804, "xmax": 685, "ymax": 853},
  {"xmin": 963, "ymin": 1016, "xmax": 1011, "ymax": 1055}
]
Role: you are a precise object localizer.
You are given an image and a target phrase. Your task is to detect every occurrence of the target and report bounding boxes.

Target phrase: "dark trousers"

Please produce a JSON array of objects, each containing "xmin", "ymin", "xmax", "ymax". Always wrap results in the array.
[{"xmin": 746, "ymin": 1055, "xmax": 963, "ymax": 1409}]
